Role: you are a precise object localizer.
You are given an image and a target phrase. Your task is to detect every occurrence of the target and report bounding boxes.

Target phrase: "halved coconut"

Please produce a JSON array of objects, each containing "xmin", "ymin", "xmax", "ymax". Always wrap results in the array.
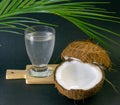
[
  {"xmin": 61, "ymin": 40, "xmax": 111, "ymax": 70},
  {"xmin": 54, "ymin": 60, "xmax": 104, "ymax": 100}
]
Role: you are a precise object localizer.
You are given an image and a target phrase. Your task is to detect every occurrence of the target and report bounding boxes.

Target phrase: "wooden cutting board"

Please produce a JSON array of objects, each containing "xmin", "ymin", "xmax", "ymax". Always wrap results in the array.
[{"xmin": 6, "ymin": 64, "xmax": 58, "ymax": 84}]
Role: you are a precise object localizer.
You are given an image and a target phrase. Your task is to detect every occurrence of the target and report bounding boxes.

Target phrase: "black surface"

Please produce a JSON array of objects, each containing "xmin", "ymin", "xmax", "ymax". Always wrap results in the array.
[
  {"xmin": 0, "ymin": 71, "xmax": 120, "ymax": 105},
  {"xmin": 0, "ymin": 0, "xmax": 120, "ymax": 105}
]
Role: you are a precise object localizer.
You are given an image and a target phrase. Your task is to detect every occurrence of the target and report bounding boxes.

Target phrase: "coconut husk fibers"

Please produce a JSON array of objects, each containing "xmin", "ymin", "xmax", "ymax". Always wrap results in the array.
[
  {"xmin": 61, "ymin": 40, "xmax": 111, "ymax": 70},
  {"xmin": 54, "ymin": 61, "xmax": 105, "ymax": 100}
]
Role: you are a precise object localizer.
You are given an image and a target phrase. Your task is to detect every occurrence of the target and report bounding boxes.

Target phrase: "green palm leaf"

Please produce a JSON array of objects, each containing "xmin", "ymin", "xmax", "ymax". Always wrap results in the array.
[{"xmin": 0, "ymin": 0, "xmax": 120, "ymax": 49}]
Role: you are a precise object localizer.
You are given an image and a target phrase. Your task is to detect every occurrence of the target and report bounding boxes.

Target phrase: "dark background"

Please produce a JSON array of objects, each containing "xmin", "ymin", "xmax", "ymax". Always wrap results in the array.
[{"xmin": 0, "ymin": 0, "xmax": 120, "ymax": 105}]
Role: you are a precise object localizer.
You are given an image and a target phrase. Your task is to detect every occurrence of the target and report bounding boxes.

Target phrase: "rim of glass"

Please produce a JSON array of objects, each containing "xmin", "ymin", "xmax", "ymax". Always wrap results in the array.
[{"xmin": 24, "ymin": 25, "xmax": 55, "ymax": 35}]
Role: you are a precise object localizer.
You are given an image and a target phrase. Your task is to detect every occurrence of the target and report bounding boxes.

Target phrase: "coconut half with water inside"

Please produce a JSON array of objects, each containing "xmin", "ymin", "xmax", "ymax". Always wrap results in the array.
[{"xmin": 54, "ymin": 40, "xmax": 111, "ymax": 100}]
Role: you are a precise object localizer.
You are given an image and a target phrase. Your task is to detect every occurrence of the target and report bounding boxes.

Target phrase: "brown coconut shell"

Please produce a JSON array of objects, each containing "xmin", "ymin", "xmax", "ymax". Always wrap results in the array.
[
  {"xmin": 54, "ymin": 60, "xmax": 105, "ymax": 100},
  {"xmin": 55, "ymin": 79, "xmax": 104, "ymax": 100},
  {"xmin": 61, "ymin": 40, "xmax": 111, "ymax": 70}
]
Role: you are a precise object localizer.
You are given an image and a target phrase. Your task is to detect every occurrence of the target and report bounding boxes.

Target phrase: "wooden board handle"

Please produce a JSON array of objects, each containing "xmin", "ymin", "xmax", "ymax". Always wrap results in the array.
[
  {"xmin": 6, "ymin": 64, "xmax": 58, "ymax": 84},
  {"xmin": 6, "ymin": 70, "xmax": 26, "ymax": 79}
]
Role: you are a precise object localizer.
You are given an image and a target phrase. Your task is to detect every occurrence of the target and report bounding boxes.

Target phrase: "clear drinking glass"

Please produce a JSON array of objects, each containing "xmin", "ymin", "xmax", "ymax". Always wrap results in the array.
[{"xmin": 25, "ymin": 25, "xmax": 55, "ymax": 77}]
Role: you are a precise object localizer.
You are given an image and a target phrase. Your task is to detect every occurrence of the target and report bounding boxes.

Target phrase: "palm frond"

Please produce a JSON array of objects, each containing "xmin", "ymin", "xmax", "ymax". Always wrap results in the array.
[
  {"xmin": 58, "ymin": 15, "xmax": 120, "ymax": 47},
  {"xmin": 0, "ymin": 0, "xmax": 119, "ymax": 48},
  {"xmin": 1, "ymin": 16, "xmax": 40, "ymax": 22},
  {"xmin": 3, "ymin": 0, "xmax": 17, "ymax": 14},
  {"xmin": 73, "ymin": 15, "xmax": 120, "ymax": 24},
  {"xmin": 34, "ymin": 0, "xmax": 70, "ymax": 6},
  {"xmin": 78, "ymin": 20, "xmax": 120, "ymax": 38},
  {"xmin": 0, "ymin": 30, "xmax": 23, "ymax": 35},
  {"xmin": 9, "ymin": 0, "xmax": 23, "ymax": 11},
  {"xmin": 0, "ymin": 0, "xmax": 11, "ymax": 14}
]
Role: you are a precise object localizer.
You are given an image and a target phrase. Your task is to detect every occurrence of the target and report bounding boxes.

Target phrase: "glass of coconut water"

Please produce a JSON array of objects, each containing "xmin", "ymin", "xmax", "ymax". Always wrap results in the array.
[{"xmin": 25, "ymin": 25, "xmax": 55, "ymax": 77}]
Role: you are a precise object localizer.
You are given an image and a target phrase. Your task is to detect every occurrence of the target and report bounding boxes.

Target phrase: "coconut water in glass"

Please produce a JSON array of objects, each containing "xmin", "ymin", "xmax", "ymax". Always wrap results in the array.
[{"xmin": 25, "ymin": 25, "xmax": 55, "ymax": 77}]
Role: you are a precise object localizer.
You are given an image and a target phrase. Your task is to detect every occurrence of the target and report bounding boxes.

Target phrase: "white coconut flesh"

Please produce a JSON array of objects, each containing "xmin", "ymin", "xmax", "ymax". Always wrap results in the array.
[{"xmin": 55, "ymin": 60, "xmax": 103, "ymax": 90}]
